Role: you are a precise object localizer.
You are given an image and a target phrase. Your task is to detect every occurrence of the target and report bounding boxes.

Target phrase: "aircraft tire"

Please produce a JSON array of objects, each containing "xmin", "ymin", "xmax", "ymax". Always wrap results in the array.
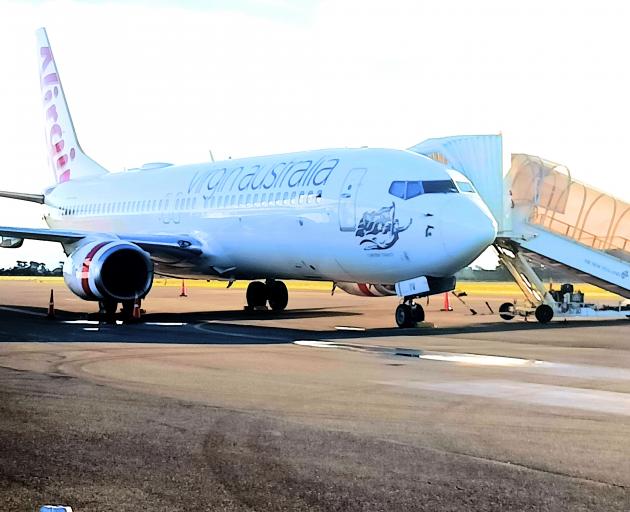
[
  {"xmin": 410, "ymin": 303, "xmax": 425, "ymax": 323},
  {"xmin": 100, "ymin": 300, "xmax": 118, "ymax": 325},
  {"xmin": 499, "ymin": 302, "xmax": 515, "ymax": 320},
  {"xmin": 395, "ymin": 304, "xmax": 416, "ymax": 328},
  {"xmin": 121, "ymin": 300, "xmax": 135, "ymax": 322},
  {"xmin": 246, "ymin": 281, "xmax": 267, "ymax": 308},
  {"xmin": 535, "ymin": 304, "xmax": 554, "ymax": 324},
  {"xmin": 267, "ymin": 280, "xmax": 288, "ymax": 311}
]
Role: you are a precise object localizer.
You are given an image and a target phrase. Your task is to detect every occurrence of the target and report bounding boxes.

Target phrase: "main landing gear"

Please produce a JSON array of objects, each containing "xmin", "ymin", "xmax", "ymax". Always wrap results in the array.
[
  {"xmin": 246, "ymin": 280, "xmax": 289, "ymax": 311},
  {"xmin": 395, "ymin": 298, "xmax": 425, "ymax": 328},
  {"xmin": 99, "ymin": 299, "xmax": 118, "ymax": 325},
  {"xmin": 98, "ymin": 299, "xmax": 141, "ymax": 324}
]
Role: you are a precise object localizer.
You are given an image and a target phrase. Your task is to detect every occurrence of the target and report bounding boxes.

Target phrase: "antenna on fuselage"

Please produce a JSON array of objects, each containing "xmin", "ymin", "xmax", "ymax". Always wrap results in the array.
[{"xmin": 208, "ymin": 150, "xmax": 215, "ymax": 162}]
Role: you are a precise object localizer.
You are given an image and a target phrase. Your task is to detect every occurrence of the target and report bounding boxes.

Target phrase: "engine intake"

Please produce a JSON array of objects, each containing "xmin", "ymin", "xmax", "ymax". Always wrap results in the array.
[{"xmin": 64, "ymin": 240, "xmax": 154, "ymax": 301}]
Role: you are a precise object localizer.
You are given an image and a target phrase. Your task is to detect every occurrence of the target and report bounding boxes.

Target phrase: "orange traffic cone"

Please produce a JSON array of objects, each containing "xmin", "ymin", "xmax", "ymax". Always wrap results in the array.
[
  {"xmin": 179, "ymin": 280, "xmax": 188, "ymax": 297},
  {"xmin": 132, "ymin": 298, "xmax": 141, "ymax": 320},
  {"xmin": 441, "ymin": 292, "xmax": 453, "ymax": 311},
  {"xmin": 46, "ymin": 289, "xmax": 55, "ymax": 320}
]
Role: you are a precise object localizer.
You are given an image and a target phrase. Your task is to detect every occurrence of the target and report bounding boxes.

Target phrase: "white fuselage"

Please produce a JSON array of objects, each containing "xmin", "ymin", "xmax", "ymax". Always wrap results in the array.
[{"xmin": 44, "ymin": 147, "xmax": 497, "ymax": 284}]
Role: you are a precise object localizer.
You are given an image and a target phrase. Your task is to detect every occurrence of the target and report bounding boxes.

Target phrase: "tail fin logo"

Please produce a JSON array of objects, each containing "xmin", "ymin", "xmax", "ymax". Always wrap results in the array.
[{"xmin": 40, "ymin": 46, "xmax": 75, "ymax": 183}]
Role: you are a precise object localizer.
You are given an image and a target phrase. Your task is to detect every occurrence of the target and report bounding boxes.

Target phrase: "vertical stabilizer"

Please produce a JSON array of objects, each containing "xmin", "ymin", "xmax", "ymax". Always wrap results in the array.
[{"xmin": 36, "ymin": 27, "xmax": 108, "ymax": 184}]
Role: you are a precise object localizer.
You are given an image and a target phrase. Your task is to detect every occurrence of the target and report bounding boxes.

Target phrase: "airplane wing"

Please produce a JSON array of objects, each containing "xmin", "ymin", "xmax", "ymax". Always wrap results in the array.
[{"xmin": 0, "ymin": 226, "xmax": 204, "ymax": 261}]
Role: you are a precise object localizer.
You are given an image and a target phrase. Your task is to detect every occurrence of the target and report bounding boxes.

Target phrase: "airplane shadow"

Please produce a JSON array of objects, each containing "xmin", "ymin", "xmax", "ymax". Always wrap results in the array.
[
  {"xmin": 0, "ymin": 303, "xmax": 627, "ymax": 345},
  {"xmin": 131, "ymin": 307, "xmax": 360, "ymax": 323}
]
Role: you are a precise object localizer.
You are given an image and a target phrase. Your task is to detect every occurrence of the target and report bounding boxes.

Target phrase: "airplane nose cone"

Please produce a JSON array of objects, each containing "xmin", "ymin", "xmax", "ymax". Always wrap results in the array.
[{"xmin": 440, "ymin": 196, "xmax": 497, "ymax": 268}]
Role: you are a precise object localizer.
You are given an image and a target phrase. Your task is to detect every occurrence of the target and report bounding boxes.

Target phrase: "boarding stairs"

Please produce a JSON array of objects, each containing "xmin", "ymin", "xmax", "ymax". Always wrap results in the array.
[{"xmin": 409, "ymin": 136, "xmax": 630, "ymax": 316}]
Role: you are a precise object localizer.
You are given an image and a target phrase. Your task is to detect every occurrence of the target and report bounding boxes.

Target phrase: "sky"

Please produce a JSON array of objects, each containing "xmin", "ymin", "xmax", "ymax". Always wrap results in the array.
[{"xmin": 0, "ymin": 0, "xmax": 629, "ymax": 269}]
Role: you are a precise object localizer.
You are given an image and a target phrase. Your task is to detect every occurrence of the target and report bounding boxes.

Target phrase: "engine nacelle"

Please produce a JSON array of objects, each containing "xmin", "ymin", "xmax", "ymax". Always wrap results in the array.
[
  {"xmin": 63, "ymin": 240, "xmax": 154, "ymax": 301},
  {"xmin": 336, "ymin": 282, "xmax": 396, "ymax": 297}
]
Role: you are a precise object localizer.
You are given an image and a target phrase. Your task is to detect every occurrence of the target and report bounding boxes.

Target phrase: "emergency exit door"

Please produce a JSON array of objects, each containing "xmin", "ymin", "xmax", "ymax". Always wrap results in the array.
[{"xmin": 338, "ymin": 168, "xmax": 366, "ymax": 231}]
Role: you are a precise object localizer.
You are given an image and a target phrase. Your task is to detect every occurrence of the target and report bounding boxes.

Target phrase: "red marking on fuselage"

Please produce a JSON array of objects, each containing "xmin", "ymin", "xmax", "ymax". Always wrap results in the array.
[
  {"xmin": 357, "ymin": 283, "xmax": 376, "ymax": 297},
  {"xmin": 81, "ymin": 242, "xmax": 109, "ymax": 298}
]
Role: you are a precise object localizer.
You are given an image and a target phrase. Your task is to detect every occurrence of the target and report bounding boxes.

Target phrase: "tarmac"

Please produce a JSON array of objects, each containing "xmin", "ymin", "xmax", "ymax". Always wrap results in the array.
[{"xmin": 1, "ymin": 279, "xmax": 629, "ymax": 511}]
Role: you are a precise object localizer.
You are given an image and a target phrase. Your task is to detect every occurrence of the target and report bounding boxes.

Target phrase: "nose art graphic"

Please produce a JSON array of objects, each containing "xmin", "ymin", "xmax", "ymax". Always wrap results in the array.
[{"xmin": 355, "ymin": 202, "xmax": 412, "ymax": 250}]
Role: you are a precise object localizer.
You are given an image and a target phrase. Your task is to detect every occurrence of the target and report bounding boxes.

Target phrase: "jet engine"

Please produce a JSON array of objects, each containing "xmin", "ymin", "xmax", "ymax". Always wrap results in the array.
[
  {"xmin": 63, "ymin": 240, "xmax": 154, "ymax": 302},
  {"xmin": 336, "ymin": 282, "xmax": 396, "ymax": 297}
]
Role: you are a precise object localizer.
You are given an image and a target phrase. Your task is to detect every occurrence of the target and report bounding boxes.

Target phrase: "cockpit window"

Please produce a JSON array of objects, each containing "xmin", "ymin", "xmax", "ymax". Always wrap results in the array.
[
  {"xmin": 456, "ymin": 181, "xmax": 476, "ymax": 193},
  {"xmin": 389, "ymin": 179, "xmax": 459, "ymax": 200},
  {"xmin": 422, "ymin": 180, "xmax": 459, "ymax": 194},
  {"xmin": 388, "ymin": 181, "xmax": 408, "ymax": 199},
  {"xmin": 407, "ymin": 181, "xmax": 424, "ymax": 198}
]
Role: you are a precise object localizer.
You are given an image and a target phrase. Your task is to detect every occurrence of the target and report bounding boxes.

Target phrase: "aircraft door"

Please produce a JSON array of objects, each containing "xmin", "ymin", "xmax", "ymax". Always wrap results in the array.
[{"xmin": 338, "ymin": 168, "xmax": 366, "ymax": 231}]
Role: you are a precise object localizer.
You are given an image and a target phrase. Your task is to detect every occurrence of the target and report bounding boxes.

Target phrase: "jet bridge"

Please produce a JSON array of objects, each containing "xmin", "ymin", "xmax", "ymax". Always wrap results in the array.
[{"xmin": 409, "ymin": 135, "xmax": 630, "ymax": 322}]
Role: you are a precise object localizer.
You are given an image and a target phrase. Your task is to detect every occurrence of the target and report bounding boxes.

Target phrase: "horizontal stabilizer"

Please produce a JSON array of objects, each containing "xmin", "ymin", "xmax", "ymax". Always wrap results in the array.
[{"xmin": 0, "ymin": 191, "xmax": 45, "ymax": 204}]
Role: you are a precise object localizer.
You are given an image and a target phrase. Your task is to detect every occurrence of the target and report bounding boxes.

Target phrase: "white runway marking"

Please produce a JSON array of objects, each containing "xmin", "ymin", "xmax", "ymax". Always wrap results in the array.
[
  {"xmin": 144, "ymin": 322, "xmax": 187, "ymax": 326},
  {"xmin": 294, "ymin": 340, "xmax": 344, "ymax": 348},
  {"xmin": 294, "ymin": 341, "xmax": 630, "ymax": 382},
  {"xmin": 378, "ymin": 380, "xmax": 630, "ymax": 417},
  {"xmin": 420, "ymin": 352, "xmax": 538, "ymax": 367}
]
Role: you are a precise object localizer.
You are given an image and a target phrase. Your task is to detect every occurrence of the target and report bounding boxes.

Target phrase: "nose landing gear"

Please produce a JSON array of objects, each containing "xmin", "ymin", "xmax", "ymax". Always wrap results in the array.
[
  {"xmin": 245, "ymin": 280, "xmax": 289, "ymax": 311},
  {"xmin": 395, "ymin": 298, "xmax": 425, "ymax": 328}
]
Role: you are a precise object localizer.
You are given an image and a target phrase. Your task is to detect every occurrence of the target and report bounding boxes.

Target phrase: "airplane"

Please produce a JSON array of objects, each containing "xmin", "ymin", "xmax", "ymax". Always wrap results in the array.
[{"xmin": 0, "ymin": 28, "xmax": 497, "ymax": 328}]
